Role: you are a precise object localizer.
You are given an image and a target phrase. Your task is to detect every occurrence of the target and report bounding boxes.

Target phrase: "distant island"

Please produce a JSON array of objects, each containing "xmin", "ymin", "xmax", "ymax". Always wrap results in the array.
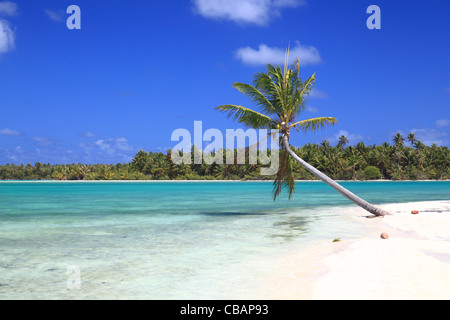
[{"xmin": 1, "ymin": 134, "xmax": 448, "ymax": 181}]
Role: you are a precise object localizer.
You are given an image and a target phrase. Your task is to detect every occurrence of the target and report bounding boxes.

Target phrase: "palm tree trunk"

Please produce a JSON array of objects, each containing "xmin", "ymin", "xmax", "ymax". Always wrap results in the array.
[{"xmin": 282, "ymin": 136, "xmax": 391, "ymax": 217}]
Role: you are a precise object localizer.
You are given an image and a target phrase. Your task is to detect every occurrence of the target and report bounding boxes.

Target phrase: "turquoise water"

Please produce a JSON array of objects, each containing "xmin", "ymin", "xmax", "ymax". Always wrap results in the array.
[{"xmin": 0, "ymin": 181, "xmax": 449, "ymax": 299}]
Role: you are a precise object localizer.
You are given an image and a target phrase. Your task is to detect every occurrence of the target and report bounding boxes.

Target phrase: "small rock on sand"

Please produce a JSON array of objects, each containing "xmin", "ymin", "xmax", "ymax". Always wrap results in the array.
[
  {"xmin": 380, "ymin": 232, "xmax": 389, "ymax": 239},
  {"xmin": 411, "ymin": 210, "xmax": 419, "ymax": 214}
]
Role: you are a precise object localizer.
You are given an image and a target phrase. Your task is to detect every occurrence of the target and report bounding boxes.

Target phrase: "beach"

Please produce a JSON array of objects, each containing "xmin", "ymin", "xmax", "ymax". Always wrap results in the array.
[
  {"xmin": 256, "ymin": 200, "xmax": 450, "ymax": 300},
  {"xmin": 0, "ymin": 181, "xmax": 448, "ymax": 299}
]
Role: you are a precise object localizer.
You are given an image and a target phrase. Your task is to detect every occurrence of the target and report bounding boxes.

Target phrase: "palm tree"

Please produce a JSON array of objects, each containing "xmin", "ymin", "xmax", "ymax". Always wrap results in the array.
[
  {"xmin": 216, "ymin": 52, "xmax": 391, "ymax": 216},
  {"xmin": 434, "ymin": 147, "xmax": 449, "ymax": 180},
  {"xmin": 407, "ymin": 132, "xmax": 416, "ymax": 147},
  {"xmin": 336, "ymin": 135, "xmax": 349, "ymax": 149},
  {"xmin": 345, "ymin": 146, "xmax": 365, "ymax": 180},
  {"xmin": 131, "ymin": 150, "xmax": 149, "ymax": 172},
  {"xmin": 392, "ymin": 132, "xmax": 405, "ymax": 148},
  {"xmin": 413, "ymin": 140, "xmax": 425, "ymax": 151}
]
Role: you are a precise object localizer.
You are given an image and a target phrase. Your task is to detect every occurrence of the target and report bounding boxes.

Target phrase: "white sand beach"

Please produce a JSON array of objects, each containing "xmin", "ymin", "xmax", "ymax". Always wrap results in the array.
[{"xmin": 257, "ymin": 200, "xmax": 450, "ymax": 300}]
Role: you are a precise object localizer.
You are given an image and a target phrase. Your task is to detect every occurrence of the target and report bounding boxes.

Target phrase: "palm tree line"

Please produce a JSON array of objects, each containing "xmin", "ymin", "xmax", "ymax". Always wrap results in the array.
[
  {"xmin": 1, "ymin": 133, "xmax": 447, "ymax": 182},
  {"xmin": 295, "ymin": 133, "xmax": 448, "ymax": 181}
]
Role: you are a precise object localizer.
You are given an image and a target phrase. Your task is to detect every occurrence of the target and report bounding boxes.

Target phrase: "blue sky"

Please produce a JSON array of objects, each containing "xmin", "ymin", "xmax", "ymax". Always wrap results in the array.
[{"xmin": 0, "ymin": 0, "xmax": 449, "ymax": 164}]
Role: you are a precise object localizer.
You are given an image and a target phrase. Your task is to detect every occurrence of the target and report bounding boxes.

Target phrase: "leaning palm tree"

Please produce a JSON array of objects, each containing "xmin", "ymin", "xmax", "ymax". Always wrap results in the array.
[{"xmin": 216, "ymin": 52, "xmax": 391, "ymax": 217}]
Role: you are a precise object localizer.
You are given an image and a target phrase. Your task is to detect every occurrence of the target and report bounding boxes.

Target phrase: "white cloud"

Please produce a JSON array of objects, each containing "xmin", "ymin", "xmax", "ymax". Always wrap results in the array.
[
  {"xmin": 0, "ymin": 19, "xmax": 14, "ymax": 54},
  {"xmin": 44, "ymin": 9, "xmax": 65, "ymax": 22},
  {"xmin": 397, "ymin": 120, "xmax": 450, "ymax": 147},
  {"xmin": 412, "ymin": 128, "xmax": 448, "ymax": 146},
  {"xmin": 31, "ymin": 137, "xmax": 61, "ymax": 146},
  {"xmin": 436, "ymin": 119, "xmax": 450, "ymax": 128},
  {"xmin": 328, "ymin": 130, "xmax": 363, "ymax": 145},
  {"xmin": 309, "ymin": 89, "xmax": 328, "ymax": 99},
  {"xmin": 305, "ymin": 106, "xmax": 319, "ymax": 113},
  {"xmin": 236, "ymin": 41, "xmax": 321, "ymax": 66},
  {"xmin": 0, "ymin": 136, "xmax": 140, "ymax": 165},
  {"xmin": 77, "ymin": 137, "xmax": 139, "ymax": 164},
  {"xmin": 0, "ymin": 2, "xmax": 17, "ymax": 56},
  {"xmin": 192, "ymin": 0, "xmax": 305, "ymax": 25},
  {"xmin": 81, "ymin": 132, "xmax": 99, "ymax": 138},
  {"xmin": 0, "ymin": 1, "xmax": 17, "ymax": 16},
  {"xmin": 0, "ymin": 128, "xmax": 22, "ymax": 136},
  {"xmin": 94, "ymin": 137, "xmax": 135, "ymax": 155}
]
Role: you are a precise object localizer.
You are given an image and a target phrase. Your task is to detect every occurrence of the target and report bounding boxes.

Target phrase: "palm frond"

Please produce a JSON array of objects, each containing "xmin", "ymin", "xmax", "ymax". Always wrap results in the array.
[
  {"xmin": 253, "ymin": 62, "xmax": 316, "ymax": 121},
  {"xmin": 273, "ymin": 149, "xmax": 295, "ymax": 200},
  {"xmin": 265, "ymin": 65, "xmax": 289, "ymax": 116},
  {"xmin": 293, "ymin": 73, "xmax": 315, "ymax": 110},
  {"xmin": 290, "ymin": 117, "xmax": 337, "ymax": 132},
  {"xmin": 215, "ymin": 104, "xmax": 275, "ymax": 129},
  {"xmin": 253, "ymin": 71, "xmax": 284, "ymax": 116},
  {"xmin": 298, "ymin": 73, "xmax": 316, "ymax": 97},
  {"xmin": 232, "ymin": 82, "xmax": 278, "ymax": 116}
]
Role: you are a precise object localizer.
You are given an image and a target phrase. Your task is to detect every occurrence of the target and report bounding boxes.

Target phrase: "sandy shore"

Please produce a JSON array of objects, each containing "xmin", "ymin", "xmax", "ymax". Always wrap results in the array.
[{"xmin": 257, "ymin": 200, "xmax": 450, "ymax": 300}]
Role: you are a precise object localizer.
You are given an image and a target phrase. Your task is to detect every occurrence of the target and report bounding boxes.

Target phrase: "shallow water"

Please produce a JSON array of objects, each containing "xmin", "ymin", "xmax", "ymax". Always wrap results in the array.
[{"xmin": 0, "ymin": 181, "xmax": 448, "ymax": 299}]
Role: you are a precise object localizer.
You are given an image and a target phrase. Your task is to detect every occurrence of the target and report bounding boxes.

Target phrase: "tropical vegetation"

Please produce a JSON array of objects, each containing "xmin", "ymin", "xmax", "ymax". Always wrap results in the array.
[{"xmin": 0, "ymin": 135, "xmax": 448, "ymax": 182}]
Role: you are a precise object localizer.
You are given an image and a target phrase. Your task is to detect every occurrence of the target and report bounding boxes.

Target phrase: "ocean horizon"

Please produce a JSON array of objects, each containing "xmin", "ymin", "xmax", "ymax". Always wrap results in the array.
[{"xmin": 1, "ymin": 180, "xmax": 449, "ymax": 299}]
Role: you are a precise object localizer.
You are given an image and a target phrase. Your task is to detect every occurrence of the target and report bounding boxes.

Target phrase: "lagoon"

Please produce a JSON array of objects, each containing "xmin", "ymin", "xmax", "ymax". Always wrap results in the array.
[{"xmin": 0, "ymin": 181, "xmax": 448, "ymax": 299}]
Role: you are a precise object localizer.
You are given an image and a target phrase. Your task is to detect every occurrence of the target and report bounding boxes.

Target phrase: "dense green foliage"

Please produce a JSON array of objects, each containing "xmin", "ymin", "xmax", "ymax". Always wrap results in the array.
[
  {"xmin": 364, "ymin": 166, "xmax": 382, "ymax": 180},
  {"xmin": 1, "ymin": 134, "xmax": 448, "ymax": 181}
]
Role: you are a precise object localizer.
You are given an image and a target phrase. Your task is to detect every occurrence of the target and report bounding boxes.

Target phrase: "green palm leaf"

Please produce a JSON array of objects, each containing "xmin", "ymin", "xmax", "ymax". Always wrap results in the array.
[
  {"xmin": 215, "ymin": 104, "xmax": 276, "ymax": 129},
  {"xmin": 291, "ymin": 117, "xmax": 337, "ymax": 132},
  {"xmin": 273, "ymin": 149, "xmax": 295, "ymax": 200},
  {"xmin": 232, "ymin": 82, "xmax": 277, "ymax": 116}
]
